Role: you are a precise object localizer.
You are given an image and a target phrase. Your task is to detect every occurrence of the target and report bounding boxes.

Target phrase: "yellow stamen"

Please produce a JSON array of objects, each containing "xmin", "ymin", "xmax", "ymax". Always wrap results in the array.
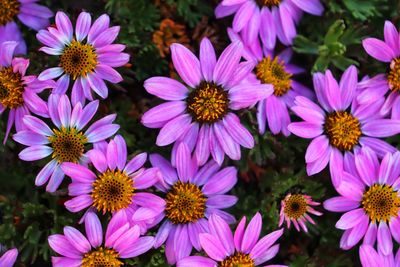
[
  {"xmin": 48, "ymin": 127, "xmax": 87, "ymax": 163},
  {"xmin": 165, "ymin": 181, "xmax": 206, "ymax": 224},
  {"xmin": 91, "ymin": 170, "xmax": 134, "ymax": 214},
  {"xmin": 255, "ymin": 56, "xmax": 292, "ymax": 97},
  {"xmin": 187, "ymin": 82, "xmax": 229, "ymax": 123},
  {"xmin": 362, "ymin": 184, "xmax": 400, "ymax": 223},
  {"xmin": 324, "ymin": 111, "xmax": 362, "ymax": 151},
  {"xmin": 219, "ymin": 252, "xmax": 255, "ymax": 267},
  {"xmin": 81, "ymin": 247, "xmax": 123, "ymax": 267},
  {"xmin": 388, "ymin": 58, "xmax": 400, "ymax": 92},
  {"xmin": 0, "ymin": 67, "xmax": 24, "ymax": 109},
  {"xmin": 0, "ymin": 0, "xmax": 20, "ymax": 26},
  {"xmin": 60, "ymin": 40, "xmax": 98, "ymax": 80},
  {"xmin": 283, "ymin": 194, "xmax": 308, "ymax": 220}
]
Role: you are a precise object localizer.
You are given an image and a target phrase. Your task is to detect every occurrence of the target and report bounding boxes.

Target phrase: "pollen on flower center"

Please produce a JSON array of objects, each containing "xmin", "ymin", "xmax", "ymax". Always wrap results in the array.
[
  {"xmin": 0, "ymin": 67, "xmax": 24, "ymax": 109},
  {"xmin": 60, "ymin": 40, "xmax": 98, "ymax": 80},
  {"xmin": 165, "ymin": 181, "xmax": 206, "ymax": 224},
  {"xmin": 255, "ymin": 56, "xmax": 292, "ymax": 97},
  {"xmin": 187, "ymin": 81, "xmax": 229, "ymax": 123},
  {"xmin": 388, "ymin": 58, "xmax": 400, "ymax": 92},
  {"xmin": 0, "ymin": 0, "xmax": 20, "ymax": 26},
  {"xmin": 91, "ymin": 170, "xmax": 134, "ymax": 214},
  {"xmin": 323, "ymin": 111, "xmax": 362, "ymax": 151},
  {"xmin": 48, "ymin": 127, "xmax": 87, "ymax": 163},
  {"xmin": 283, "ymin": 194, "xmax": 308, "ymax": 220},
  {"xmin": 362, "ymin": 184, "xmax": 400, "ymax": 223},
  {"xmin": 81, "ymin": 247, "xmax": 123, "ymax": 267},
  {"xmin": 218, "ymin": 252, "xmax": 255, "ymax": 267}
]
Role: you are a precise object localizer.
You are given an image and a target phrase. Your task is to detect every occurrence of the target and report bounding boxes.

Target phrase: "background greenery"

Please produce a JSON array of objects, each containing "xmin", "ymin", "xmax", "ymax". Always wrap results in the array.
[{"xmin": 0, "ymin": 0, "xmax": 399, "ymax": 266}]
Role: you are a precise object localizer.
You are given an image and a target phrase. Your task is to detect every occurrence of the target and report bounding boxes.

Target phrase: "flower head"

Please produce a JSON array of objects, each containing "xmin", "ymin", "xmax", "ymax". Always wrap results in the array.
[
  {"xmin": 0, "ymin": 41, "xmax": 53, "ymax": 142},
  {"xmin": 215, "ymin": 0, "xmax": 323, "ymax": 49},
  {"xmin": 48, "ymin": 211, "xmax": 154, "ymax": 267},
  {"xmin": 61, "ymin": 135, "xmax": 165, "ymax": 233},
  {"xmin": 37, "ymin": 11, "xmax": 130, "ymax": 104},
  {"xmin": 177, "ymin": 213, "xmax": 286, "ymax": 267},
  {"xmin": 142, "ymin": 38, "xmax": 273, "ymax": 165},
  {"xmin": 228, "ymin": 29, "xmax": 313, "ymax": 136},
  {"xmin": 150, "ymin": 143, "xmax": 238, "ymax": 264},
  {"xmin": 279, "ymin": 193, "xmax": 322, "ymax": 232},
  {"xmin": 0, "ymin": 0, "xmax": 53, "ymax": 54},
  {"xmin": 13, "ymin": 94, "xmax": 120, "ymax": 192},
  {"xmin": 0, "ymin": 248, "xmax": 18, "ymax": 267},
  {"xmin": 362, "ymin": 21, "xmax": 400, "ymax": 119},
  {"xmin": 324, "ymin": 148, "xmax": 400, "ymax": 255},
  {"xmin": 288, "ymin": 66, "xmax": 399, "ymax": 186}
]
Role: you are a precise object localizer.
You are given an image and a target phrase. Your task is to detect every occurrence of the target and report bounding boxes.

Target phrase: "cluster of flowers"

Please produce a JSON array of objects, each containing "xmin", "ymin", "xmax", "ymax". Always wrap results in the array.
[{"xmin": 1, "ymin": 0, "xmax": 400, "ymax": 266}]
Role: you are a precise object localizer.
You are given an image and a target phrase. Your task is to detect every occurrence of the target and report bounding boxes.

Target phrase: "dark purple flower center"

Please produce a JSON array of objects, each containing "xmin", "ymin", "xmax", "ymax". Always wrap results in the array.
[
  {"xmin": 0, "ymin": 67, "xmax": 24, "ymax": 109},
  {"xmin": 0, "ymin": 0, "xmax": 20, "ymax": 26},
  {"xmin": 187, "ymin": 81, "xmax": 229, "ymax": 123},
  {"xmin": 165, "ymin": 181, "xmax": 206, "ymax": 224}
]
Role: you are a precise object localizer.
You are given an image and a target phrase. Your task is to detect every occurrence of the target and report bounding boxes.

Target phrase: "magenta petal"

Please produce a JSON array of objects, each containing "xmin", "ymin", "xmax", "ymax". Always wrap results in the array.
[
  {"xmin": 360, "ymin": 245, "xmax": 382, "ymax": 267},
  {"xmin": 48, "ymin": 234, "xmax": 82, "ymax": 259},
  {"xmin": 213, "ymin": 41, "xmax": 243, "ymax": 86},
  {"xmin": 288, "ymin": 122, "xmax": 323, "ymax": 138},
  {"xmin": 0, "ymin": 248, "xmax": 18, "ymax": 267},
  {"xmin": 363, "ymin": 38, "xmax": 396, "ymax": 62},
  {"xmin": 378, "ymin": 222, "xmax": 393, "ymax": 256},
  {"xmin": 335, "ymin": 209, "xmax": 367, "ymax": 230},
  {"xmin": 177, "ymin": 256, "xmax": 216, "ymax": 267},
  {"xmin": 156, "ymin": 114, "xmax": 191, "ymax": 146},
  {"xmin": 323, "ymin": 197, "xmax": 360, "ymax": 212},
  {"xmin": 19, "ymin": 145, "xmax": 52, "ymax": 161},
  {"xmin": 362, "ymin": 119, "xmax": 400, "ymax": 137},
  {"xmin": 202, "ymin": 166, "xmax": 237, "ymax": 195},
  {"xmin": 171, "ymin": 44, "xmax": 201, "ymax": 88},
  {"xmin": 142, "ymin": 101, "xmax": 186, "ymax": 128},
  {"xmin": 214, "ymin": 123, "xmax": 241, "ymax": 161},
  {"xmin": 384, "ymin": 21, "xmax": 400, "ymax": 55},
  {"xmin": 75, "ymin": 12, "xmax": 91, "ymax": 42},
  {"xmin": 119, "ymin": 236, "xmax": 154, "ymax": 258},
  {"xmin": 85, "ymin": 212, "xmax": 103, "ymax": 248},
  {"xmin": 241, "ymin": 212, "xmax": 262, "ymax": 253},
  {"xmin": 234, "ymin": 216, "xmax": 246, "ymax": 251},
  {"xmin": 200, "ymin": 38, "xmax": 216, "ymax": 81},
  {"xmin": 61, "ymin": 162, "xmax": 96, "ymax": 183},
  {"xmin": 209, "ymin": 214, "xmax": 235, "ymax": 255},
  {"xmin": 199, "ymin": 233, "xmax": 228, "ymax": 261},
  {"xmin": 64, "ymin": 195, "xmax": 93, "ymax": 212},
  {"xmin": 63, "ymin": 226, "xmax": 91, "ymax": 253},
  {"xmin": 291, "ymin": 0, "xmax": 323, "ymax": 15}
]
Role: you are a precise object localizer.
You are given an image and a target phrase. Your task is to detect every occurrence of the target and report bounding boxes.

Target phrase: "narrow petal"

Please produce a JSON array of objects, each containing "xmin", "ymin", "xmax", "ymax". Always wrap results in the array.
[
  {"xmin": 363, "ymin": 38, "xmax": 396, "ymax": 62},
  {"xmin": 85, "ymin": 212, "xmax": 103, "ymax": 247},
  {"xmin": 171, "ymin": 44, "xmax": 201, "ymax": 88}
]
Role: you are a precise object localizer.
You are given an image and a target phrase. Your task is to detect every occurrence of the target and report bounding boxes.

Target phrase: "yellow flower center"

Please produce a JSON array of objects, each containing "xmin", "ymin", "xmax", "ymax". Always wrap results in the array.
[
  {"xmin": 187, "ymin": 82, "xmax": 229, "ymax": 123},
  {"xmin": 60, "ymin": 40, "xmax": 98, "ymax": 80},
  {"xmin": 0, "ymin": 0, "xmax": 20, "ymax": 26},
  {"xmin": 81, "ymin": 247, "xmax": 123, "ymax": 267},
  {"xmin": 219, "ymin": 252, "xmax": 255, "ymax": 267},
  {"xmin": 48, "ymin": 127, "xmax": 87, "ymax": 163},
  {"xmin": 324, "ymin": 111, "xmax": 362, "ymax": 151},
  {"xmin": 362, "ymin": 184, "xmax": 400, "ymax": 223},
  {"xmin": 388, "ymin": 58, "xmax": 400, "ymax": 92},
  {"xmin": 0, "ymin": 67, "xmax": 24, "ymax": 109},
  {"xmin": 255, "ymin": 0, "xmax": 281, "ymax": 7},
  {"xmin": 165, "ymin": 181, "xmax": 206, "ymax": 224},
  {"xmin": 255, "ymin": 56, "xmax": 292, "ymax": 97},
  {"xmin": 91, "ymin": 170, "xmax": 134, "ymax": 214},
  {"xmin": 283, "ymin": 194, "xmax": 308, "ymax": 220}
]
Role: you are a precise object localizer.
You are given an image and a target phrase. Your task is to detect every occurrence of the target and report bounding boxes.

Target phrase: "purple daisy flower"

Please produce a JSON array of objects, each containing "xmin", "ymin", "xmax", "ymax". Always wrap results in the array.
[
  {"xmin": 362, "ymin": 21, "xmax": 400, "ymax": 119},
  {"xmin": 0, "ymin": 248, "xmax": 18, "ymax": 267},
  {"xmin": 228, "ymin": 28, "xmax": 313, "ymax": 136},
  {"xmin": 324, "ymin": 148, "xmax": 400, "ymax": 256},
  {"xmin": 215, "ymin": 0, "xmax": 323, "ymax": 49},
  {"xmin": 150, "ymin": 143, "xmax": 238, "ymax": 264},
  {"xmin": 13, "ymin": 94, "xmax": 120, "ymax": 192},
  {"xmin": 60, "ymin": 135, "xmax": 165, "ymax": 233},
  {"xmin": 142, "ymin": 38, "xmax": 273, "ymax": 165},
  {"xmin": 0, "ymin": 41, "xmax": 53, "ymax": 143},
  {"xmin": 279, "ymin": 193, "xmax": 322, "ymax": 232},
  {"xmin": 360, "ymin": 245, "xmax": 400, "ymax": 267},
  {"xmin": 177, "ymin": 213, "xmax": 286, "ymax": 267},
  {"xmin": 37, "ymin": 11, "xmax": 130, "ymax": 104},
  {"xmin": 288, "ymin": 66, "xmax": 399, "ymax": 186},
  {"xmin": 0, "ymin": 0, "xmax": 53, "ymax": 54},
  {"xmin": 48, "ymin": 211, "xmax": 154, "ymax": 266}
]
